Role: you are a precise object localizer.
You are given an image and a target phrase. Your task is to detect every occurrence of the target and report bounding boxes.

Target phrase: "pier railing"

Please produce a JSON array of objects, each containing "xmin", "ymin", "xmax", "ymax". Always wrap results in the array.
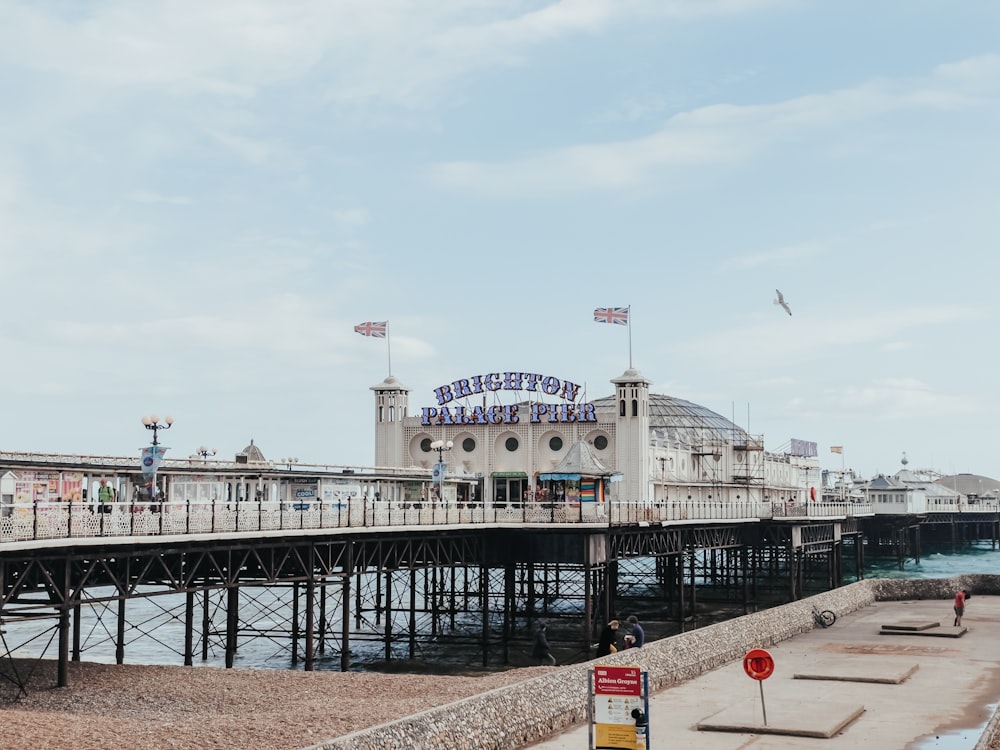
[{"xmin": 0, "ymin": 497, "xmax": 881, "ymax": 544}]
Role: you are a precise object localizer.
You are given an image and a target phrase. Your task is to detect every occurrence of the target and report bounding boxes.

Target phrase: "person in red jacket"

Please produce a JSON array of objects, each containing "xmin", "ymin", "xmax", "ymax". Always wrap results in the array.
[{"xmin": 954, "ymin": 589, "xmax": 970, "ymax": 627}]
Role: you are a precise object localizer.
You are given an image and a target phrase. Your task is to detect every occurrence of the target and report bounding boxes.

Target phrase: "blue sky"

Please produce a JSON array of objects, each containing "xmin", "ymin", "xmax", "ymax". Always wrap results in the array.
[{"xmin": 1, "ymin": 1, "xmax": 997, "ymax": 480}]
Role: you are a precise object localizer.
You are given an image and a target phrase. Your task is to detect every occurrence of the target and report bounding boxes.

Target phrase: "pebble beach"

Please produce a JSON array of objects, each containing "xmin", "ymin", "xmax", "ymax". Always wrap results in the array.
[{"xmin": 0, "ymin": 660, "xmax": 555, "ymax": 750}]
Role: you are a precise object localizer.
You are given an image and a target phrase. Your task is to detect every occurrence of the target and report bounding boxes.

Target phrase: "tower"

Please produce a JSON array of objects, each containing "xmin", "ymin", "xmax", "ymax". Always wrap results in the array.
[
  {"xmin": 610, "ymin": 367, "xmax": 651, "ymax": 503},
  {"xmin": 371, "ymin": 375, "xmax": 409, "ymax": 468}
]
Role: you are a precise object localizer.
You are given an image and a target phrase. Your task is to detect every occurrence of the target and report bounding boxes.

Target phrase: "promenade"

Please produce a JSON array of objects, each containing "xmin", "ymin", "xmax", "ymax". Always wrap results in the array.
[{"xmin": 527, "ymin": 596, "xmax": 1000, "ymax": 749}]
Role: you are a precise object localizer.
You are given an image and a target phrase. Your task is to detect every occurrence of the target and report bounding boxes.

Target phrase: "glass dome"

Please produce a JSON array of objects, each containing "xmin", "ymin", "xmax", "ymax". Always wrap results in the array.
[{"xmin": 592, "ymin": 393, "xmax": 748, "ymax": 446}]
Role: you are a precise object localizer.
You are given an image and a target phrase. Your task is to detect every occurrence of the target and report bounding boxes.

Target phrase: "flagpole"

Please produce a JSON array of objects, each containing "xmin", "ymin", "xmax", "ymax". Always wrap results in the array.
[
  {"xmin": 386, "ymin": 323, "xmax": 392, "ymax": 376},
  {"xmin": 627, "ymin": 304, "xmax": 633, "ymax": 369}
]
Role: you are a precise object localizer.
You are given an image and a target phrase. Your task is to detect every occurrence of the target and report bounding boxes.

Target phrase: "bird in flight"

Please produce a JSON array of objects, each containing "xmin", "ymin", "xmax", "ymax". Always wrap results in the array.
[{"xmin": 774, "ymin": 289, "xmax": 792, "ymax": 316}]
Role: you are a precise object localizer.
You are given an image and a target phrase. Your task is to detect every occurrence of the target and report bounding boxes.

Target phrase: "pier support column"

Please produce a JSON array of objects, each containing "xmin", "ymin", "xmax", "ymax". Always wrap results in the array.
[
  {"xmin": 304, "ymin": 577, "xmax": 315, "ymax": 672},
  {"xmin": 57, "ymin": 606, "xmax": 70, "ymax": 688},
  {"xmin": 481, "ymin": 564, "xmax": 490, "ymax": 668},
  {"xmin": 383, "ymin": 571, "xmax": 393, "ymax": 662},
  {"xmin": 341, "ymin": 543, "xmax": 353, "ymax": 672},
  {"xmin": 225, "ymin": 585, "xmax": 239, "ymax": 669},
  {"xmin": 72, "ymin": 601, "xmax": 82, "ymax": 662},
  {"xmin": 202, "ymin": 589, "xmax": 210, "ymax": 661},
  {"xmin": 184, "ymin": 591, "xmax": 194, "ymax": 666},
  {"xmin": 116, "ymin": 596, "xmax": 126, "ymax": 665},
  {"xmin": 291, "ymin": 581, "xmax": 300, "ymax": 666}
]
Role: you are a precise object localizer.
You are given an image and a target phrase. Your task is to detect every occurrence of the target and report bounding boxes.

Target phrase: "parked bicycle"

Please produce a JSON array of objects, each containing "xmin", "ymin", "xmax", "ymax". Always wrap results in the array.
[{"xmin": 812, "ymin": 605, "xmax": 836, "ymax": 628}]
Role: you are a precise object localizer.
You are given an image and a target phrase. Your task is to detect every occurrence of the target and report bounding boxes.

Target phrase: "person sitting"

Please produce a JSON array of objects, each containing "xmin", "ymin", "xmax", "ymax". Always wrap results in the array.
[{"xmin": 626, "ymin": 615, "xmax": 645, "ymax": 648}]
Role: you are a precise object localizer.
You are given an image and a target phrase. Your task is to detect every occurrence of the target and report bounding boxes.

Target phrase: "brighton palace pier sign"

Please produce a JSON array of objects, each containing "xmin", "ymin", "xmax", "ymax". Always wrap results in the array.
[{"xmin": 422, "ymin": 371, "xmax": 598, "ymax": 426}]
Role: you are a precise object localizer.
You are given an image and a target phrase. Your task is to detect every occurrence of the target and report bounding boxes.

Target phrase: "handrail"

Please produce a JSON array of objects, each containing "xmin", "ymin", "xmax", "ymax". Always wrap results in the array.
[{"xmin": 0, "ymin": 498, "xmax": 917, "ymax": 545}]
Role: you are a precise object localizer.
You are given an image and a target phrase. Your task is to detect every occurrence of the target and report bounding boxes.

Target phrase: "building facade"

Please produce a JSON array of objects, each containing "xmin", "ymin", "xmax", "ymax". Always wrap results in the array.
[{"xmin": 372, "ymin": 366, "xmax": 820, "ymax": 508}]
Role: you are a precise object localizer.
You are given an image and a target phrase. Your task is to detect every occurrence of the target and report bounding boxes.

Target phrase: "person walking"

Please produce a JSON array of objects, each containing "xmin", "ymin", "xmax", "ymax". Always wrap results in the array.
[
  {"xmin": 625, "ymin": 615, "xmax": 645, "ymax": 648},
  {"xmin": 97, "ymin": 479, "xmax": 116, "ymax": 514},
  {"xmin": 596, "ymin": 619, "xmax": 619, "ymax": 657},
  {"xmin": 532, "ymin": 622, "xmax": 556, "ymax": 666},
  {"xmin": 954, "ymin": 589, "xmax": 970, "ymax": 627}
]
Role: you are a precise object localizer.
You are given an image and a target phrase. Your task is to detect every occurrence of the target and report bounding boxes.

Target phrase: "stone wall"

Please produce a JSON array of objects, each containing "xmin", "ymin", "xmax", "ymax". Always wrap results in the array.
[{"xmin": 306, "ymin": 577, "xmax": 989, "ymax": 750}]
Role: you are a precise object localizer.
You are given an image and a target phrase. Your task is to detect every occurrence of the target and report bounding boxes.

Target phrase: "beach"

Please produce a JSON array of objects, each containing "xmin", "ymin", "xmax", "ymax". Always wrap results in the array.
[{"xmin": 0, "ymin": 660, "xmax": 554, "ymax": 750}]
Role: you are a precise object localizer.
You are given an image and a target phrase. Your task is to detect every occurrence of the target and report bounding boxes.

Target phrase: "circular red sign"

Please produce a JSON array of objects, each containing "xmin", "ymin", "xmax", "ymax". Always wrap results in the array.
[{"xmin": 743, "ymin": 648, "xmax": 775, "ymax": 681}]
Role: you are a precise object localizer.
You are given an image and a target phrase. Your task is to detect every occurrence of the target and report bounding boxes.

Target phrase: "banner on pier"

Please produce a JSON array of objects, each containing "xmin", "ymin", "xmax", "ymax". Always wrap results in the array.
[{"xmin": 140, "ymin": 446, "xmax": 168, "ymax": 480}]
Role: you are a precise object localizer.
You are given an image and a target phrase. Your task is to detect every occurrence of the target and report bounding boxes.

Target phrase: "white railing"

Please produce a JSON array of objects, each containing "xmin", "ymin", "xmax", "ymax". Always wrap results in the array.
[{"xmin": 0, "ymin": 497, "xmax": 978, "ymax": 545}]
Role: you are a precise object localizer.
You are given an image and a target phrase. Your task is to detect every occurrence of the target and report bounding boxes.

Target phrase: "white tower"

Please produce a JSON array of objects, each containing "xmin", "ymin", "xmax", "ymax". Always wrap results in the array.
[
  {"xmin": 371, "ymin": 375, "xmax": 409, "ymax": 468},
  {"xmin": 610, "ymin": 367, "xmax": 651, "ymax": 504}
]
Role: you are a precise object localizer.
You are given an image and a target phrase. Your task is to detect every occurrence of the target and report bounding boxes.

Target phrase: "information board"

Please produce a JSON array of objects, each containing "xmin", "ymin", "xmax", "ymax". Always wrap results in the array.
[{"xmin": 590, "ymin": 665, "xmax": 649, "ymax": 750}]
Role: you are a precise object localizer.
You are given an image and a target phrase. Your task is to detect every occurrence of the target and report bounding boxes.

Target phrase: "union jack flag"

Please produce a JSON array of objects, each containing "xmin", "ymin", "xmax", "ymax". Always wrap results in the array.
[
  {"xmin": 354, "ymin": 321, "xmax": 388, "ymax": 338},
  {"xmin": 594, "ymin": 307, "xmax": 629, "ymax": 325}
]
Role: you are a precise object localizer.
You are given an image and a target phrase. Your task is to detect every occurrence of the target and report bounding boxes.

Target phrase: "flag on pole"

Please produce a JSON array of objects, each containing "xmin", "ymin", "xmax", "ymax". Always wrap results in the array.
[
  {"xmin": 354, "ymin": 321, "xmax": 388, "ymax": 338},
  {"xmin": 830, "ymin": 446, "xmax": 843, "ymax": 454},
  {"xmin": 594, "ymin": 307, "xmax": 629, "ymax": 325}
]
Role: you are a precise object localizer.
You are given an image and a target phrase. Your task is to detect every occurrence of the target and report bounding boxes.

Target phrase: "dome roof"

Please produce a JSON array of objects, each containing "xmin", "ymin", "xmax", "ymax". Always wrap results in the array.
[
  {"xmin": 592, "ymin": 393, "xmax": 747, "ymax": 446},
  {"xmin": 239, "ymin": 439, "xmax": 267, "ymax": 463}
]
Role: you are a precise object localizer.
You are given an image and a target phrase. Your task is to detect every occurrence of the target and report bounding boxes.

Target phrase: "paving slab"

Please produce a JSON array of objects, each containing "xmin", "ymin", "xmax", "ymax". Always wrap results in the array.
[
  {"xmin": 793, "ymin": 658, "xmax": 918, "ymax": 684},
  {"xmin": 880, "ymin": 620, "xmax": 940, "ymax": 631},
  {"xmin": 697, "ymin": 701, "xmax": 866, "ymax": 738},
  {"xmin": 880, "ymin": 624, "xmax": 966, "ymax": 637}
]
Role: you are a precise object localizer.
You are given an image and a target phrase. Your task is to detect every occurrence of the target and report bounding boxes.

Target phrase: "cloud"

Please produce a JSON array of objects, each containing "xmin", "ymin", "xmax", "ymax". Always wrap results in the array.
[
  {"xmin": 332, "ymin": 208, "xmax": 371, "ymax": 230},
  {"xmin": 431, "ymin": 54, "xmax": 998, "ymax": 195},
  {"xmin": 830, "ymin": 377, "xmax": 980, "ymax": 421},
  {"xmin": 676, "ymin": 305, "xmax": 980, "ymax": 368},
  {"xmin": 0, "ymin": 1, "xmax": 796, "ymax": 110},
  {"xmin": 127, "ymin": 190, "xmax": 192, "ymax": 205},
  {"xmin": 721, "ymin": 240, "xmax": 830, "ymax": 271}
]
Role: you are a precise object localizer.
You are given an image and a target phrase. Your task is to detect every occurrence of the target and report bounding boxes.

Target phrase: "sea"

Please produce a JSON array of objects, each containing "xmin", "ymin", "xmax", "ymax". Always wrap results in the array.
[{"xmin": 3, "ymin": 541, "xmax": 998, "ymax": 675}]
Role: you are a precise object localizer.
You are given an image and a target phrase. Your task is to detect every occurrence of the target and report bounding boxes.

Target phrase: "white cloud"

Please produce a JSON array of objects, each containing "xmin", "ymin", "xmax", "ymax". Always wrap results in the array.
[
  {"xmin": 676, "ymin": 305, "xmax": 980, "ymax": 368},
  {"xmin": 332, "ymin": 208, "xmax": 371, "ymax": 230},
  {"xmin": 431, "ymin": 54, "xmax": 998, "ymax": 194},
  {"xmin": 721, "ymin": 240, "xmax": 830, "ymax": 271},
  {"xmin": 127, "ymin": 190, "xmax": 191, "ymax": 205}
]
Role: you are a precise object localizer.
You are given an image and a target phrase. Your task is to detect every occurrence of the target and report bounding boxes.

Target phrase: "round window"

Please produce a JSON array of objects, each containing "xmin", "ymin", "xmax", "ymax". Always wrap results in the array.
[
  {"xmin": 505, "ymin": 437, "xmax": 519, "ymax": 452},
  {"xmin": 548, "ymin": 436, "xmax": 563, "ymax": 451},
  {"xmin": 462, "ymin": 438, "xmax": 476, "ymax": 452},
  {"xmin": 420, "ymin": 438, "xmax": 432, "ymax": 453},
  {"xmin": 593, "ymin": 435, "xmax": 608, "ymax": 450}
]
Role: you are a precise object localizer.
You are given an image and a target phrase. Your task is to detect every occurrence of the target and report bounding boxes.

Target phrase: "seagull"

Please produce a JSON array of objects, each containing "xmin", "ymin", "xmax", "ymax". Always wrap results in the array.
[{"xmin": 774, "ymin": 289, "xmax": 792, "ymax": 316}]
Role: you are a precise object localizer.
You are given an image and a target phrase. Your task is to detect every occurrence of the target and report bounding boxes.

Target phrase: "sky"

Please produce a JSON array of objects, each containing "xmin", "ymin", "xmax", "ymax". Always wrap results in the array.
[{"xmin": 1, "ymin": 1, "xmax": 998, "ymax": 480}]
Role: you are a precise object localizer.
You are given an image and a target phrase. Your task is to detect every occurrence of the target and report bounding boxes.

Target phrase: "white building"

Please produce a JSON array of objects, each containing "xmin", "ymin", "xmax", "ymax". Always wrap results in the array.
[{"xmin": 372, "ymin": 366, "xmax": 820, "ymax": 508}]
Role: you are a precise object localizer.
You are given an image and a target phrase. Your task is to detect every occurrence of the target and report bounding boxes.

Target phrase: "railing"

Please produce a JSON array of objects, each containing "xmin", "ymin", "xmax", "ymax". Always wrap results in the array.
[
  {"xmin": 768, "ymin": 501, "xmax": 875, "ymax": 519},
  {"xmin": 0, "ymin": 498, "xmax": 615, "ymax": 543},
  {"xmin": 0, "ymin": 498, "xmax": 895, "ymax": 545}
]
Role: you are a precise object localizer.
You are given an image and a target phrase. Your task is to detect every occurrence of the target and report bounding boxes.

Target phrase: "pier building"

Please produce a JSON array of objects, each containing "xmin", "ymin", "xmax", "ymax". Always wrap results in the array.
[{"xmin": 1, "ymin": 364, "xmax": 998, "ymax": 699}]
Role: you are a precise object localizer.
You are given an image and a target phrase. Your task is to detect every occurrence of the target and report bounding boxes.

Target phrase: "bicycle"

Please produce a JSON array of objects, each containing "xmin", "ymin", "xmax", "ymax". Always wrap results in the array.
[{"xmin": 812, "ymin": 605, "xmax": 836, "ymax": 628}]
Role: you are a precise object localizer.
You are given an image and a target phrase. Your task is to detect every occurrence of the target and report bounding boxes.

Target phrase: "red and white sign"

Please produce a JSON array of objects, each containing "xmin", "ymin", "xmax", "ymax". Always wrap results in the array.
[{"xmin": 743, "ymin": 648, "xmax": 775, "ymax": 681}]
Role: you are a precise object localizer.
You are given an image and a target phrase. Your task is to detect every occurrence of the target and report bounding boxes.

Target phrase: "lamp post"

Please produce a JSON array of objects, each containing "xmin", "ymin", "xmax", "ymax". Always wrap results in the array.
[
  {"xmin": 430, "ymin": 440, "xmax": 453, "ymax": 502},
  {"xmin": 141, "ymin": 415, "xmax": 173, "ymax": 446},
  {"xmin": 282, "ymin": 457, "xmax": 299, "ymax": 471},
  {"xmin": 190, "ymin": 446, "xmax": 216, "ymax": 460}
]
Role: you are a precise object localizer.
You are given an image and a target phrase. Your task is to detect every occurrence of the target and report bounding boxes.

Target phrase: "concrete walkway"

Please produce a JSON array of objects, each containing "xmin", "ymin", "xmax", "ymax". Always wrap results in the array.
[{"xmin": 526, "ymin": 597, "xmax": 1000, "ymax": 749}]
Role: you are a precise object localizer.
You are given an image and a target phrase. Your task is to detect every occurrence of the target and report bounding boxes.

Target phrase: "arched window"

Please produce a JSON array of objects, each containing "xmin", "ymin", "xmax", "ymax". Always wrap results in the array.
[
  {"xmin": 632, "ymin": 399, "xmax": 638, "ymax": 417},
  {"xmin": 619, "ymin": 399, "xmax": 626, "ymax": 417}
]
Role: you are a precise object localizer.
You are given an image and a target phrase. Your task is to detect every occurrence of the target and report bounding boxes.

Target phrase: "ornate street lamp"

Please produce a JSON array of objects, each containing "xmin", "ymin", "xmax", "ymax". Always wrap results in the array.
[
  {"xmin": 191, "ymin": 446, "xmax": 216, "ymax": 460},
  {"xmin": 429, "ymin": 440, "xmax": 453, "ymax": 502},
  {"xmin": 141, "ymin": 415, "xmax": 173, "ymax": 446},
  {"xmin": 282, "ymin": 457, "xmax": 300, "ymax": 471}
]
